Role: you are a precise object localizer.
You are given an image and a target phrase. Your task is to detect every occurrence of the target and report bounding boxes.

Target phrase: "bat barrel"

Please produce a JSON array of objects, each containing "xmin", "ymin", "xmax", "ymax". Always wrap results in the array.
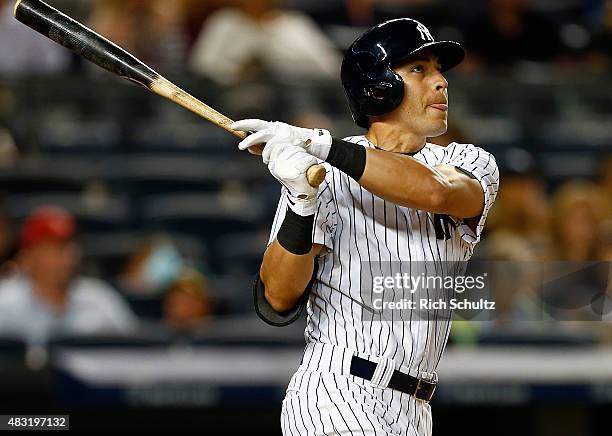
[{"xmin": 14, "ymin": 0, "xmax": 159, "ymax": 88}]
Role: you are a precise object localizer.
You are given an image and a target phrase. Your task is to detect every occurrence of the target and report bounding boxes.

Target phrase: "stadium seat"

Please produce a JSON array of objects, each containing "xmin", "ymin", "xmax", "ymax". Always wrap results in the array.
[
  {"xmin": 5, "ymin": 192, "xmax": 131, "ymax": 233},
  {"xmin": 0, "ymin": 156, "xmax": 104, "ymax": 194},
  {"xmin": 213, "ymin": 231, "xmax": 267, "ymax": 275},
  {"xmin": 80, "ymin": 231, "xmax": 207, "ymax": 279},
  {"xmin": 139, "ymin": 193, "xmax": 266, "ymax": 245},
  {"xmin": 112, "ymin": 154, "xmax": 268, "ymax": 196}
]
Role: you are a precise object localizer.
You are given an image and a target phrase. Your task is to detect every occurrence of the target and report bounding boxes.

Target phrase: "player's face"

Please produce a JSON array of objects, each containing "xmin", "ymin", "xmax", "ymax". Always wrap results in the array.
[{"xmin": 391, "ymin": 53, "xmax": 449, "ymax": 138}]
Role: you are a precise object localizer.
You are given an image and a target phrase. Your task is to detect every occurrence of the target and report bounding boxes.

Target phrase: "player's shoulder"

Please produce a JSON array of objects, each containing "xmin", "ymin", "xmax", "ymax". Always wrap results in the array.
[
  {"xmin": 444, "ymin": 141, "xmax": 488, "ymax": 152},
  {"xmin": 442, "ymin": 142, "xmax": 484, "ymax": 153},
  {"xmin": 440, "ymin": 141, "xmax": 497, "ymax": 161}
]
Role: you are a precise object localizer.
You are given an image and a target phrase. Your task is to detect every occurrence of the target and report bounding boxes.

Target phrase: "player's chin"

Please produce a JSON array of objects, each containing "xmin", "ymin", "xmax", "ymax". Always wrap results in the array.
[{"xmin": 426, "ymin": 119, "xmax": 448, "ymax": 138}]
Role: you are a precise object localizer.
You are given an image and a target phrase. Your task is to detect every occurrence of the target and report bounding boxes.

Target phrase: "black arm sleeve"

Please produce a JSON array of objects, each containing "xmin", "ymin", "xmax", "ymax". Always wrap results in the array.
[
  {"xmin": 326, "ymin": 137, "xmax": 367, "ymax": 181},
  {"xmin": 253, "ymin": 263, "xmax": 319, "ymax": 327}
]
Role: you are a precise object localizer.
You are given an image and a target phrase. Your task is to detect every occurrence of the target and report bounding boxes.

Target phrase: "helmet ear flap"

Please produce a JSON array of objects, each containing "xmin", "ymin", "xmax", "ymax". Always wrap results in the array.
[
  {"xmin": 349, "ymin": 67, "xmax": 405, "ymax": 128},
  {"xmin": 364, "ymin": 83, "xmax": 392, "ymax": 100},
  {"xmin": 361, "ymin": 67, "xmax": 405, "ymax": 116}
]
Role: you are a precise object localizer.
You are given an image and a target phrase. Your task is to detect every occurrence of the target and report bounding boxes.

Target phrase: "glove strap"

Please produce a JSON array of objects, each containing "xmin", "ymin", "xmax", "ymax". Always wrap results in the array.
[{"xmin": 305, "ymin": 129, "xmax": 333, "ymax": 161}]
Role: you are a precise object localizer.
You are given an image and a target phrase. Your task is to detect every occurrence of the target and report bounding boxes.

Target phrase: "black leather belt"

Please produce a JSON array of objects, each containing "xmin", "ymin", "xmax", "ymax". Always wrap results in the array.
[{"xmin": 350, "ymin": 355, "xmax": 437, "ymax": 402}]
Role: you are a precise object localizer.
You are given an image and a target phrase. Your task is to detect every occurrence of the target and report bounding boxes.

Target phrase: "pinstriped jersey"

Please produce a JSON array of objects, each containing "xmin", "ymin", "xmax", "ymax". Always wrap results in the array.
[{"xmin": 268, "ymin": 136, "xmax": 499, "ymax": 376}]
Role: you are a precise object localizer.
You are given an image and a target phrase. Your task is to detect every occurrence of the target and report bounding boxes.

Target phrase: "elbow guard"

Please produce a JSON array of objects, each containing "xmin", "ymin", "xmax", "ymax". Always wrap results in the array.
[{"xmin": 253, "ymin": 263, "xmax": 319, "ymax": 327}]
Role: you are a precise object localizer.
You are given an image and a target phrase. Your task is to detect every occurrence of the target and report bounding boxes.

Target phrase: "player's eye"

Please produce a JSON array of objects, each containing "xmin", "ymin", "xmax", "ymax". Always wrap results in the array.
[{"xmin": 411, "ymin": 65, "xmax": 424, "ymax": 73}]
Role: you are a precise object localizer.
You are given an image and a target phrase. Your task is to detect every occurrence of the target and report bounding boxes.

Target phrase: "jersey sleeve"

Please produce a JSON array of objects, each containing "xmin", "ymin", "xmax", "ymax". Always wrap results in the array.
[
  {"xmin": 443, "ymin": 143, "xmax": 500, "ymax": 246},
  {"xmin": 267, "ymin": 175, "xmax": 337, "ymax": 252}
]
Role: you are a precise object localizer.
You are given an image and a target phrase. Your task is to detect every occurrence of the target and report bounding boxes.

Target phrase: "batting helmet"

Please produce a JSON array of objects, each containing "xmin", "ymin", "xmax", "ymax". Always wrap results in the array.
[{"xmin": 341, "ymin": 18, "xmax": 465, "ymax": 128}]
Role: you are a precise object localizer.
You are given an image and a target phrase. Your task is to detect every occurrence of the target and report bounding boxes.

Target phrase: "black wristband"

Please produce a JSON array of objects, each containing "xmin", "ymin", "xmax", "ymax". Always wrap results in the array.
[
  {"xmin": 277, "ymin": 207, "xmax": 314, "ymax": 255},
  {"xmin": 326, "ymin": 137, "xmax": 367, "ymax": 181}
]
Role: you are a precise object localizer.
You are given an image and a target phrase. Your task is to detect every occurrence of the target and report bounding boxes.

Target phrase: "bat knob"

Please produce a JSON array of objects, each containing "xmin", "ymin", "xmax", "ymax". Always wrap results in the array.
[
  {"xmin": 248, "ymin": 143, "xmax": 265, "ymax": 156},
  {"xmin": 306, "ymin": 165, "xmax": 326, "ymax": 188}
]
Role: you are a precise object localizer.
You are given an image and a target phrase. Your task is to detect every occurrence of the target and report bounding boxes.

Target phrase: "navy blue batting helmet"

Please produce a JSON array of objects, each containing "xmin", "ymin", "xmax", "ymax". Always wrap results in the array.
[{"xmin": 341, "ymin": 18, "xmax": 465, "ymax": 128}]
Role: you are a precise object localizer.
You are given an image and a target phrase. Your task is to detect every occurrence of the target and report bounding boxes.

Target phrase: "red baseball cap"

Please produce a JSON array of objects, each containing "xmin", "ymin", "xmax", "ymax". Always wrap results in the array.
[{"xmin": 20, "ymin": 206, "xmax": 76, "ymax": 249}]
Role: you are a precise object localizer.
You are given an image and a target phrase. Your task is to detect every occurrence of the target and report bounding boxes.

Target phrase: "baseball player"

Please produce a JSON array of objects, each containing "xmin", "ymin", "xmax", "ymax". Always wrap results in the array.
[{"xmin": 232, "ymin": 18, "xmax": 499, "ymax": 436}]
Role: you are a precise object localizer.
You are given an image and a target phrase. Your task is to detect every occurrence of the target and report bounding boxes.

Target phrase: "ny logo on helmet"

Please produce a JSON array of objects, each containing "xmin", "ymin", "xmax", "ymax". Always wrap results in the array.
[{"xmin": 416, "ymin": 22, "xmax": 434, "ymax": 42}]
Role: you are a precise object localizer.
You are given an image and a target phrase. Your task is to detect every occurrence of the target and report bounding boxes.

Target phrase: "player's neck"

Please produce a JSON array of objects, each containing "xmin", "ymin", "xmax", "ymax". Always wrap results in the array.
[{"xmin": 365, "ymin": 122, "xmax": 426, "ymax": 154}]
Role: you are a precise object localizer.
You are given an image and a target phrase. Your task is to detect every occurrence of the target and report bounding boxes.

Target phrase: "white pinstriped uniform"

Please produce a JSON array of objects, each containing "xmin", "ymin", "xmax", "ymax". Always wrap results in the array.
[{"xmin": 268, "ymin": 137, "xmax": 499, "ymax": 435}]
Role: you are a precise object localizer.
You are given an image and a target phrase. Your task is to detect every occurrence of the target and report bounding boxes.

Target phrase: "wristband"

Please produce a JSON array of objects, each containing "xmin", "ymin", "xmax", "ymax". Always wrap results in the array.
[
  {"xmin": 326, "ymin": 137, "xmax": 367, "ymax": 181},
  {"xmin": 277, "ymin": 207, "xmax": 314, "ymax": 255}
]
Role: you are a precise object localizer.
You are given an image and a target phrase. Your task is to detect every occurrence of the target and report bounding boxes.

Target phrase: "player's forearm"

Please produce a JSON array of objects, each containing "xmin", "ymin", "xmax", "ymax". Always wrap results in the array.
[
  {"xmin": 359, "ymin": 148, "xmax": 451, "ymax": 212},
  {"xmin": 324, "ymin": 138, "xmax": 448, "ymax": 211},
  {"xmin": 260, "ymin": 240, "xmax": 317, "ymax": 312}
]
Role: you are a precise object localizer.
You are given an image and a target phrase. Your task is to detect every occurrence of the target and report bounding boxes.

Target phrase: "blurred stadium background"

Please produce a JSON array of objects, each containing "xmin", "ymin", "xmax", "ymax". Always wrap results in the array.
[{"xmin": 0, "ymin": 0, "xmax": 610, "ymax": 434}]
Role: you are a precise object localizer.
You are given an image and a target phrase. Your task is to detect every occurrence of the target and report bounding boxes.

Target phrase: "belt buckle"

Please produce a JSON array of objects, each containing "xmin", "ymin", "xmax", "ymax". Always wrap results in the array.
[{"xmin": 416, "ymin": 372, "xmax": 438, "ymax": 402}]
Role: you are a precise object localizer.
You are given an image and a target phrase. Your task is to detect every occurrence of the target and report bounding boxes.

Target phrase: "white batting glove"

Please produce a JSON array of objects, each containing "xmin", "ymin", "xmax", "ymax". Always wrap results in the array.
[
  {"xmin": 264, "ymin": 140, "xmax": 319, "ymax": 216},
  {"xmin": 231, "ymin": 119, "xmax": 332, "ymax": 161}
]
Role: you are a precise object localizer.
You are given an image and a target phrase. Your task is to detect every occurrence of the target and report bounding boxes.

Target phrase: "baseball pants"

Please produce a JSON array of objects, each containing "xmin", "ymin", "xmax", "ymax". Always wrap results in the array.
[{"xmin": 281, "ymin": 343, "xmax": 433, "ymax": 436}]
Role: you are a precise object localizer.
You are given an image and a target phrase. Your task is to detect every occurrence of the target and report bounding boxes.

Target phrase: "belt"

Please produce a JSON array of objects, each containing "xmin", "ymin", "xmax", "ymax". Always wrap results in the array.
[{"xmin": 350, "ymin": 355, "xmax": 437, "ymax": 402}]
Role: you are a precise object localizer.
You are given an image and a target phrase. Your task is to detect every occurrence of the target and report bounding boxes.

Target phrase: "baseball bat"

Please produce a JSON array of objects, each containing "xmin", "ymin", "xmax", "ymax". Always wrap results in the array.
[{"xmin": 13, "ymin": 0, "xmax": 326, "ymax": 187}]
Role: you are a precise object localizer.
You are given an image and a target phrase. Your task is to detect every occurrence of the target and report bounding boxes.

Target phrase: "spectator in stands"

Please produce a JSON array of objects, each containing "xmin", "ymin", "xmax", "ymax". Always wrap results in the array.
[
  {"xmin": 0, "ymin": 127, "xmax": 18, "ymax": 168},
  {"xmin": 163, "ymin": 268, "xmax": 213, "ymax": 332},
  {"xmin": 484, "ymin": 230, "xmax": 543, "ymax": 325},
  {"xmin": 596, "ymin": 156, "xmax": 612, "ymax": 259},
  {"xmin": 486, "ymin": 148, "xmax": 551, "ymax": 260},
  {"xmin": 188, "ymin": 0, "xmax": 341, "ymax": 85},
  {"xmin": 346, "ymin": 0, "xmax": 376, "ymax": 26},
  {"xmin": 119, "ymin": 236, "xmax": 184, "ymax": 296},
  {"xmin": 538, "ymin": 180, "xmax": 611, "ymax": 323},
  {"xmin": 0, "ymin": 206, "xmax": 137, "ymax": 347},
  {"xmin": 585, "ymin": 0, "xmax": 612, "ymax": 72},
  {"xmin": 345, "ymin": 0, "xmax": 445, "ymax": 25},
  {"xmin": 549, "ymin": 180, "xmax": 611, "ymax": 261},
  {"xmin": 450, "ymin": 230, "xmax": 544, "ymax": 345},
  {"xmin": 0, "ymin": 0, "xmax": 71, "ymax": 75},
  {"xmin": 0, "ymin": 203, "xmax": 16, "ymax": 276},
  {"xmin": 181, "ymin": 0, "xmax": 228, "ymax": 47},
  {"xmin": 464, "ymin": 0, "xmax": 565, "ymax": 68},
  {"xmin": 598, "ymin": 155, "xmax": 612, "ymax": 204},
  {"xmin": 88, "ymin": 0, "xmax": 189, "ymax": 70},
  {"xmin": 0, "ymin": 84, "xmax": 20, "ymax": 167}
]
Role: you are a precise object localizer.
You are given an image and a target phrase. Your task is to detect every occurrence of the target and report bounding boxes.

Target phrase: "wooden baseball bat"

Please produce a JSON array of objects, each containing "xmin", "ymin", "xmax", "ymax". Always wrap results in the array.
[{"xmin": 13, "ymin": 0, "xmax": 326, "ymax": 187}]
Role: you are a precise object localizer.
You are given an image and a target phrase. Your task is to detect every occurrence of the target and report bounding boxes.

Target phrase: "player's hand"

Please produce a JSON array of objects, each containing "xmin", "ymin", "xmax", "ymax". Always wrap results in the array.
[
  {"xmin": 264, "ymin": 140, "xmax": 319, "ymax": 216},
  {"xmin": 232, "ymin": 119, "xmax": 332, "ymax": 161}
]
